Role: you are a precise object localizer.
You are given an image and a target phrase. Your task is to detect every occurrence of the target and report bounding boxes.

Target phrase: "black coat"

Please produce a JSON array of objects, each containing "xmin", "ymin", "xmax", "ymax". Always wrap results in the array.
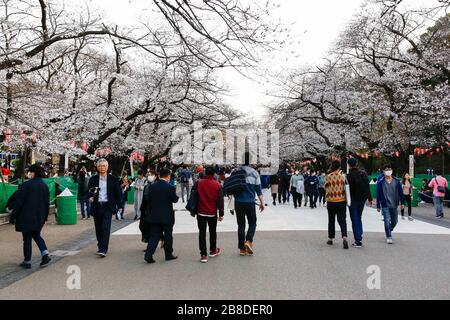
[
  {"xmin": 10, "ymin": 178, "xmax": 50, "ymax": 233},
  {"xmin": 88, "ymin": 174, "xmax": 123, "ymax": 216},
  {"xmin": 143, "ymin": 180, "xmax": 179, "ymax": 225},
  {"xmin": 77, "ymin": 176, "xmax": 90, "ymax": 200}
]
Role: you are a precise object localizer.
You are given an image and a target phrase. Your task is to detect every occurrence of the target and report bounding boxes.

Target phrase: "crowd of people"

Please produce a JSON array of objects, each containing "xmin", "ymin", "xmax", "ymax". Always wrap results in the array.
[{"xmin": 4, "ymin": 153, "xmax": 449, "ymax": 268}]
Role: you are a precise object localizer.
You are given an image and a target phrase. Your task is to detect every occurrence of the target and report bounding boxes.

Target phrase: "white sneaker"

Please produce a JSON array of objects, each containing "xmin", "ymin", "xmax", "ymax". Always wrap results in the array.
[{"xmin": 386, "ymin": 238, "xmax": 393, "ymax": 244}]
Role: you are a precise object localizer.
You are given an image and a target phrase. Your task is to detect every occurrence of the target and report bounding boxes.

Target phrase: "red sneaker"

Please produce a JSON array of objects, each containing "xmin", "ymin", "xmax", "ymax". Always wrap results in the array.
[
  {"xmin": 200, "ymin": 255, "xmax": 208, "ymax": 263},
  {"xmin": 209, "ymin": 248, "xmax": 221, "ymax": 257}
]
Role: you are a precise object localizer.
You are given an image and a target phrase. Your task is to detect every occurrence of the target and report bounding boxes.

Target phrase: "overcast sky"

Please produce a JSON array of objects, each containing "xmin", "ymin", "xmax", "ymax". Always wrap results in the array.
[{"xmin": 88, "ymin": 0, "xmax": 430, "ymax": 118}]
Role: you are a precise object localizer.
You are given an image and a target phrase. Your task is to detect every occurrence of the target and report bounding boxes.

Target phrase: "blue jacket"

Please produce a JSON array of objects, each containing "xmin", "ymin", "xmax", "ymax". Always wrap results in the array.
[
  {"xmin": 11, "ymin": 178, "xmax": 50, "ymax": 233},
  {"xmin": 143, "ymin": 180, "xmax": 179, "ymax": 225},
  {"xmin": 376, "ymin": 176, "xmax": 405, "ymax": 209},
  {"xmin": 234, "ymin": 166, "xmax": 263, "ymax": 204}
]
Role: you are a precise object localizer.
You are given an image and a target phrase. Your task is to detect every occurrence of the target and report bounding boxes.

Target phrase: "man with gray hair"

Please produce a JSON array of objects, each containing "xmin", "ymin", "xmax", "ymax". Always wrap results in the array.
[{"xmin": 88, "ymin": 159, "xmax": 123, "ymax": 257}]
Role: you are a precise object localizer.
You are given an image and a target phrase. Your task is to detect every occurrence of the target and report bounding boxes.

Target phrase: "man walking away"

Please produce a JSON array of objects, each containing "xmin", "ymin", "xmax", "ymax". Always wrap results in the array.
[
  {"xmin": 143, "ymin": 168, "xmax": 179, "ymax": 264},
  {"xmin": 376, "ymin": 164, "xmax": 405, "ymax": 244},
  {"xmin": 179, "ymin": 165, "xmax": 192, "ymax": 203},
  {"xmin": 192, "ymin": 167, "xmax": 225, "ymax": 263},
  {"xmin": 429, "ymin": 170, "xmax": 448, "ymax": 219},
  {"xmin": 88, "ymin": 159, "xmax": 123, "ymax": 257},
  {"xmin": 234, "ymin": 153, "xmax": 265, "ymax": 256},
  {"xmin": 9, "ymin": 165, "xmax": 51, "ymax": 269},
  {"xmin": 347, "ymin": 158, "xmax": 373, "ymax": 248}
]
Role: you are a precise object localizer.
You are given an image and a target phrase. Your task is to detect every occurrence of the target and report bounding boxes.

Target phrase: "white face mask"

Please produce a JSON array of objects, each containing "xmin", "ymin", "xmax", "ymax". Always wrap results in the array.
[
  {"xmin": 295, "ymin": 171, "xmax": 299, "ymax": 175},
  {"xmin": 27, "ymin": 172, "xmax": 32, "ymax": 179},
  {"xmin": 148, "ymin": 176, "xmax": 156, "ymax": 182},
  {"xmin": 384, "ymin": 170, "xmax": 393, "ymax": 177}
]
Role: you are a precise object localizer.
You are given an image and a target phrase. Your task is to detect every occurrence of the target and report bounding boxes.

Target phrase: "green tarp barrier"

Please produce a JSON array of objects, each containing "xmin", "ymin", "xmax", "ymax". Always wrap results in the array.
[{"xmin": 0, "ymin": 183, "xmax": 19, "ymax": 213}]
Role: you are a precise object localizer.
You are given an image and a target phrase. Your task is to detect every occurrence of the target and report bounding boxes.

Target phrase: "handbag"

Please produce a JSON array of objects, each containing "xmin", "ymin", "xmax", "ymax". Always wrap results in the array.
[
  {"xmin": 434, "ymin": 178, "xmax": 446, "ymax": 193},
  {"xmin": 344, "ymin": 174, "xmax": 351, "ymax": 207},
  {"xmin": 185, "ymin": 182, "xmax": 199, "ymax": 214}
]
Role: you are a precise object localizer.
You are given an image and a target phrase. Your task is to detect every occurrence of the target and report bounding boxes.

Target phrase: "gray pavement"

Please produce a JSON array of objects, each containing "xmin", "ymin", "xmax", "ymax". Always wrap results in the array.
[{"xmin": 1, "ymin": 230, "xmax": 449, "ymax": 300}]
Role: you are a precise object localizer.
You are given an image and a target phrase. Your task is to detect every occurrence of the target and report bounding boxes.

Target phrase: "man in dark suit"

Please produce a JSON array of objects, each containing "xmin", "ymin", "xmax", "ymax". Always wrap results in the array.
[
  {"xmin": 143, "ymin": 168, "xmax": 179, "ymax": 264},
  {"xmin": 9, "ymin": 165, "xmax": 51, "ymax": 269},
  {"xmin": 88, "ymin": 159, "xmax": 123, "ymax": 257}
]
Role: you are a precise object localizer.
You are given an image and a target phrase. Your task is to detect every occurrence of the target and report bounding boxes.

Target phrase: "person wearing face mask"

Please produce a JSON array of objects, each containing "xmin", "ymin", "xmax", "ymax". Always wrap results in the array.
[
  {"xmin": 376, "ymin": 164, "xmax": 405, "ymax": 244},
  {"xmin": 290, "ymin": 169, "xmax": 304, "ymax": 209},
  {"xmin": 140, "ymin": 170, "xmax": 164, "ymax": 248},
  {"xmin": 305, "ymin": 171, "xmax": 319, "ymax": 209}
]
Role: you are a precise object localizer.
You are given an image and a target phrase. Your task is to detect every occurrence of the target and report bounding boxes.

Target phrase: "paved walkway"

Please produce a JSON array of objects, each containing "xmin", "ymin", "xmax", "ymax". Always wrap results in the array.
[{"xmin": 1, "ymin": 190, "xmax": 449, "ymax": 300}]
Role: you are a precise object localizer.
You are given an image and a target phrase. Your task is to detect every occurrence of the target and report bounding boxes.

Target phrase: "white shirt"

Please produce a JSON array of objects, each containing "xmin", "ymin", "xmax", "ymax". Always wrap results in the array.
[{"xmin": 98, "ymin": 175, "xmax": 108, "ymax": 202}]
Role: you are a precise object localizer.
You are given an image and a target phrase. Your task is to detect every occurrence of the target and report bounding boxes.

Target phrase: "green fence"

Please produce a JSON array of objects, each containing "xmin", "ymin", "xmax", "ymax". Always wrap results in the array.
[{"xmin": 0, "ymin": 183, "xmax": 19, "ymax": 213}]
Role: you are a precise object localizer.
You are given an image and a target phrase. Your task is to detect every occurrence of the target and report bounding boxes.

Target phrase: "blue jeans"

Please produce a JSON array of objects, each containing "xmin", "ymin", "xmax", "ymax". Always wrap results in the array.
[
  {"xmin": 381, "ymin": 207, "xmax": 398, "ymax": 239},
  {"xmin": 349, "ymin": 200, "xmax": 365, "ymax": 243},
  {"xmin": 433, "ymin": 196, "xmax": 444, "ymax": 217},
  {"xmin": 22, "ymin": 230, "xmax": 49, "ymax": 263},
  {"xmin": 79, "ymin": 199, "xmax": 91, "ymax": 218}
]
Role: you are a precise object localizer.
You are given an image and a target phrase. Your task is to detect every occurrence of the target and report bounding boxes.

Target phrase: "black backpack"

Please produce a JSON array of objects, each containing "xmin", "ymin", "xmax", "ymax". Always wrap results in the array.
[
  {"xmin": 355, "ymin": 169, "xmax": 370, "ymax": 199},
  {"xmin": 223, "ymin": 169, "xmax": 247, "ymax": 196},
  {"xmin": 185, "ymin": 182, "xmax": 199, "ymax": 214}
]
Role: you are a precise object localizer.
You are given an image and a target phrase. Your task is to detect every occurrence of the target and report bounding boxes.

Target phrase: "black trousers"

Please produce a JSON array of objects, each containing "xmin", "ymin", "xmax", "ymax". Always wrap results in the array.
[
  {"xmin": 307, "ymin": 191, "xmax": 318, "ymax": 208},
  {"xmin": 327, "ymin": 201, "xmax": 348, "ymax": 239},
  {"xmin": 401, "ymin": 194, "xmax": 412, "ymax": 216},
  {"xmin": 318, "ymin": 188, "xmax": 326, "ymax": 204},
  {"xmin": 93, "ymin": 205, "xmax": 113, "ymax": 254},
  {"xmin": 197, "ymin": 215, "xmax": 218, "ymax": 256},
  {"xmin": 22, "ymin": 229, "xmax": 48, "ymax": 263},
  {"xmin": 291, "ymin": 187, "xmax": 303, "ymax": 208},
  {"xmin": 278, "ymin": 187, "xmax": 287, "ymax": 203},
  {"xmin": 235, "ymin": 203, "xmax": 257, "ymax": 250},
  {"xmin": 145, "ymin": 223, "xmax": 173, "ymax": 259}
]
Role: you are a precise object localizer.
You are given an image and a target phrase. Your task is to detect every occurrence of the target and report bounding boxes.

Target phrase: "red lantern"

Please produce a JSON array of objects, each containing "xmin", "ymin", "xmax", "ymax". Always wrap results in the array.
[
  {"xmin": 4, "ymin": 129, "xmax": 12, "ymax": 142},
  {"xmin": 81, "ymin": 143, "xmax": 89, "ymax": 152}
]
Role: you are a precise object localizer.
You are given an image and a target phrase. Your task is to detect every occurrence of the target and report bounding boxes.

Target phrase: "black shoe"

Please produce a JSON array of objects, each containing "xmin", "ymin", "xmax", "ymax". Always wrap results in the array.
[
  {"xmin": 40, "ymin": 255, "xmax": 51, "ymax": 267},
  {"xmin": 343, "ymin": 240, "xmax": 349, "ymax": 250},
  {"xmin": 327, "ymin": 240, "xmax": 333, "ymax": 246},
  {"xmin": 352, "ymin": 242, "xmax": 363, "ymax": 248},
  {"xmin": 134, "ymin": 215, "xmax": 138, "ymax": 221},
  {"xmin": 144, "ymin": 256, "xmax": 156, "ymax": 264},
  {"xmin": 273, "ymin": 202, "xmax": 276, "ymax": 206},
  {"xmin": 165, "ymin": 255, "xmax": 178, "ymax": 261},
  {"xmin": 19, "ymin": 262, "xmax": 31, "ymax": 269}
]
